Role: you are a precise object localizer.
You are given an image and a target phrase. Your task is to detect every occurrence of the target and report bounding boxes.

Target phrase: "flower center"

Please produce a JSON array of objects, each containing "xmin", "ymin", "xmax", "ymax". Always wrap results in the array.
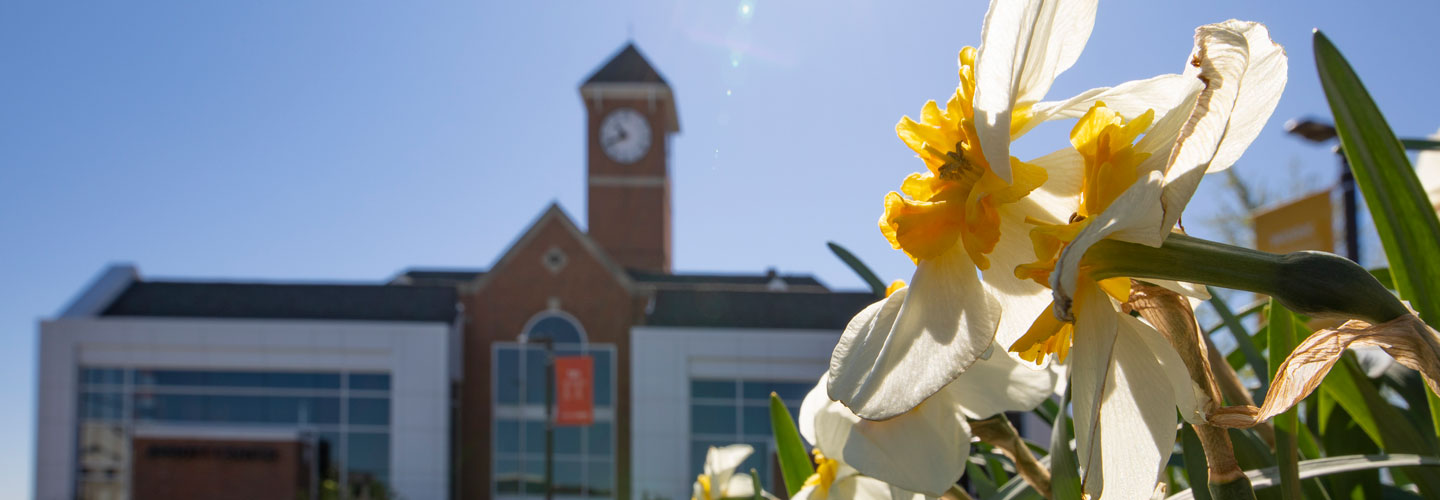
[
  {"xmin": 1009, "ymin": 101, "xmax": 1153, "ymax": 364},
  {"xmin": 692, "ymin": 474, "xmax": 712, "ymax": 500},
  {"xmin": 881, "ymin": 46, "xmax": 1047, "ymax": 269},
  {"xmin": 802, "ymin": 449, "xmax": 840, "ymax": 499}
]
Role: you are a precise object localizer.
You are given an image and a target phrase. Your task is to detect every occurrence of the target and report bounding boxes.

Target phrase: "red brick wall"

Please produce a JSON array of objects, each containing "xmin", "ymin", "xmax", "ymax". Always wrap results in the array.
[
  {"xmin": 460, "ymin": 212, "xmax": 644, "ymax": 500},
  {"xmin": 131, "ymin": 437, "xmax": 307, "ymax": 500}
]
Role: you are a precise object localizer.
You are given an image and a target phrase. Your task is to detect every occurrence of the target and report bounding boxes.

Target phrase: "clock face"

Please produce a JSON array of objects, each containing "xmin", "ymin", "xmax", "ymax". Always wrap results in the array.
[{"xmin": 599, "ymin": 108, "xmax": 652, "ymax": 164}]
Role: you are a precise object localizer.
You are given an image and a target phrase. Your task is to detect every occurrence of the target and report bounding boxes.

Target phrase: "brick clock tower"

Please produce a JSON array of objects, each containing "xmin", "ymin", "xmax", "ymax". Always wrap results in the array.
[{"xmin": 580, "ymin": 44, "xmax": 679, "ymax": 273}]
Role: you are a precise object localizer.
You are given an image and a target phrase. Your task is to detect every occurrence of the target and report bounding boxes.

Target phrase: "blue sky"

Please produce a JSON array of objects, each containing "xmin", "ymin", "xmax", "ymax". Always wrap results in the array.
[{"xmin": 3, "ymin": 0, "xmax": 1439, "ymax": 496}]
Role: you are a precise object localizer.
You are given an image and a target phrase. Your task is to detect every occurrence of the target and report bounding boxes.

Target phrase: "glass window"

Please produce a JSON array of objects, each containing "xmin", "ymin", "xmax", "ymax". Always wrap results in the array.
[
  {"xmin": 81, "ymin": 368, "xmax": 124, "ymax": 386},
  {"xmin": 495, "ymin": 457, "xmax": 522, "ymax": 494},
  {"xmin": 692, "ymin": 380, "xmax": 736, "ymax": 400},
  {"xmin": 587, "ymin": 460, "xmax": 614, "ymax": 497},
  {"xmin": 588, "ymin": 422, "xmax": 612, "ymax": 456},
  {"xmin": 267, "ymin": 372, "xmax": 341, "ymax": 389},
  {"xmin": 555, "ymin": 458, "xmax": 584, "ymax": 495},
  {"xmin": 556, "ymin": 426, "xmax": 582, "ymax": 455},
  {"xmin": 348, "ymin": 398, "xmax": 389, "ymax": 426},
  {"xmin": 524, "ymin": 421, "xmax": 546, "ymax": 454},
  {"xmin": 80, "ymin": 392, "xmax": 123, "ymax": 420},
  {"xmin": 525, "ymin": 348, "xmax": 548, "ymax": 405},
  {"xmin": 523, "ymin": 459, "xmax": 546, "ymax": 494},
  {"xmin": 742, "ymin": 381, "xmax": 811, "ymax": 404},
  {"xmin": 592, "ymin": 350, "xmax": 613, "ymax": 407},
  {"xmin": 348, "ymin": 373, "xmax": 390, "ymax": 391},
  {"xmin": 497, "ymin": 348, "xmax": 521, "ymax": 405},
  {"xmin": 524, "ymin": 315, "xmax": 585, "ymax": 344},
  {"xmin": 496, "ymin": 420, "xmax": 521, "ymax": 453},
  {"xmin": 691, "ymin": 403, "xmax": 737, "ymax": 435},
  {"xmin": 742, "ymin": 405, "xmax": 771, "ymax": 437},
  {"xmin": 346, "ymin": 432, "xmax": 390, "ymax": 474}
]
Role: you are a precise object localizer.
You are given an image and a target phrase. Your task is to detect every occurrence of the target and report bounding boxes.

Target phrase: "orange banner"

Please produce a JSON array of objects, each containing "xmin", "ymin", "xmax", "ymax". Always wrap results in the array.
[{"xmin": 555, "ymin": 355, "xmax": 594, "ymax": 426}]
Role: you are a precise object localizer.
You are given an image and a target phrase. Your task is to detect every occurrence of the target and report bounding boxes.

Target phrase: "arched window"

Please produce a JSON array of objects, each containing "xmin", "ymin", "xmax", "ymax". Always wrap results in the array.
[{"xmin": 519, "ymin": 311, "xmax": 587, "ymax": 345}]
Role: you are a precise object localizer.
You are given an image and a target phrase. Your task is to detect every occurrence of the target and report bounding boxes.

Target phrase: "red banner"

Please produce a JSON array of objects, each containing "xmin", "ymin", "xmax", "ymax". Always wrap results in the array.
[{"xmin": 554, "ymin": 355, "xmax": 594, "ymax": 426}]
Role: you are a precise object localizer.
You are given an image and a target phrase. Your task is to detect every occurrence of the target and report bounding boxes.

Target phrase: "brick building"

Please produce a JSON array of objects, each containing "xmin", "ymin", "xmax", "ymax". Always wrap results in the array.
[{"xmin": 36, "ymin": 44, "xmax": 876, "ymax": 500}]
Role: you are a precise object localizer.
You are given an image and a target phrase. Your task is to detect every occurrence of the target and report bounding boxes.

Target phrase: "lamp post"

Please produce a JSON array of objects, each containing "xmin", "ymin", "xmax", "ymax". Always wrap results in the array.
[{"xmin": 1284, "ymin": 118, "xmax": 1359, "ymax": 263}]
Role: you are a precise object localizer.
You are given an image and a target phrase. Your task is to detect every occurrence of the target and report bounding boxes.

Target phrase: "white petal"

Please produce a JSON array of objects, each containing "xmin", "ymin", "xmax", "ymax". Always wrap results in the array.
[
  {"xmin": 1122, "ymin": 313, "xmax": 1207, "ymax": 424},
  {"xmin": 705, "ymin": 443, "xmax": 754, "ymax": 496},
  {"xmin": 945, "ymin": 343, "xmax": 1059, "ymax": 419},
  {"xmin": 974, "ymin": 0, "xmax": 1099, "ymax": 183},
  {"xmin": 1050, "ymin": 171, "xmax": 1166, "ymax": 320},
  {"xmin": 1143, "ymin": 279, "xmax": 1211, "ymax": 300},
  {"xmin": 790, "ymin": 485, "xmax": 817, "ymax": 500},
  {"xmin": 1022, "ymin": 74, "xmax": 1204, "ymax": 137},
  {"xmin": 800, "ymin": 375, "xmax": 829, "ymax": 446},
  {"xmin": 723, "ymin": 472, "xmax": 756, "ymax": 498},
  {"xmin": 1159, "ymin": 21, "xmax": 1287, "ymax": 236},
  {"xmin": 985, "ymin": 146, "xmax": 1084, "ymax": 361},
  {"xmin": 1071, "ymin": 284, "xmax": 1179, "ymax": 499},
  {"xmin": 829, "ymin": 251, "xmax": 1001, "ymax": 419},
  {"xmin": 834, "ymin": 476, "xmax": 905, "ymax": 500},
  {"xmin": 815, "ymin": 375, "xmax": 971, "ymax": 497}
]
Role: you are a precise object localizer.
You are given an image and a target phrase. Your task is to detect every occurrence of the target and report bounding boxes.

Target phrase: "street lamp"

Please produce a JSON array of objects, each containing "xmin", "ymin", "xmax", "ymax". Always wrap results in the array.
[{"xmin": 1283, "ymin": 118, "xmax": 1359, "ymax": 263}]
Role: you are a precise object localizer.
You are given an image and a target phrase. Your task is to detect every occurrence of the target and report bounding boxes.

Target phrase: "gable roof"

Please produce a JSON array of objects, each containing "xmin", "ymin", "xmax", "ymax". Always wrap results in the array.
[
  {"xmin": 582, "ymin": 43, "xmax": 669, "ymax": 86},
  {"xmin": 469, "ymin": 203, "xmax": 634, "ymax": 294},
  {"xmin": 101, "ymin": 282, "xmax": 459, "ymax": 323}
]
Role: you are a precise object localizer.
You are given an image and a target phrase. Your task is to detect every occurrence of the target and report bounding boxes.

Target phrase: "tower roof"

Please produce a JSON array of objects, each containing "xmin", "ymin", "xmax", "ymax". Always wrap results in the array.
[{"xmin": 583, "ymin": 43, "xmax": 669, "ymax": 86}]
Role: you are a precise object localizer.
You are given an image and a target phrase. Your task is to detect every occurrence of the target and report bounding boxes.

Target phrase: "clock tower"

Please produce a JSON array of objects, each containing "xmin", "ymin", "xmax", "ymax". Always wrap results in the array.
[{"xmin": 580, "ymin": 44, "xmax": 679, "ymax": 273}]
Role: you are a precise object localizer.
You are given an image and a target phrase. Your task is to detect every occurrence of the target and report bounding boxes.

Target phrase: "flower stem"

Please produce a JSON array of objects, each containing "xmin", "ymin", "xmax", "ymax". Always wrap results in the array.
[{"xmin": 1085, "ymin": 234, "xmax": 1408, "ymax": 324}]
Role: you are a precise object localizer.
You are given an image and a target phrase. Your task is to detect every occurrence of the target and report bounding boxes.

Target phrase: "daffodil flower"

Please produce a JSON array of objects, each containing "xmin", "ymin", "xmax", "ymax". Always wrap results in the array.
[
  {"xmin": 692, "ymin": 444, "xmax": 768, "ymax": 500},
  {"xmin": 813, "ymin": 287, "xmax": 1058, "ymax": 497},
  {"xmin": 1007, "ymin": 21, "xmax": 1287, "ymax": 498},
  {"xmin": 828, "ymin": 0, "xmax": 1195, "ymax": 422}
]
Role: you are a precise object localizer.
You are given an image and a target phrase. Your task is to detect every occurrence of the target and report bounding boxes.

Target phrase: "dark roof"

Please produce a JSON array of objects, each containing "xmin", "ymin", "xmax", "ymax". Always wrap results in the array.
[
  {"xmin": 629, "ymin": 270, "xmax": 829, "ymax": 292},
  {"xmin": 388, "ymin": 268, "xmax": 485, "ymax": 287},
  {"xmin": 645, "ymin": 289, "xmax": 877, "ymax": 330},
  {"xmin": 102, "ymin": 282, "xmax": 459, "ymax": 323},
  {"xmin": 582, "ymin": 44, "xmax": 669, "ymax": 86}
]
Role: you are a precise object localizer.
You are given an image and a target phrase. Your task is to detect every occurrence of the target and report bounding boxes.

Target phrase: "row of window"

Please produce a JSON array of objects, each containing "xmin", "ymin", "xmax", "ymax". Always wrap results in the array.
[
  {"xmin": 80, "ymin": 392, "xmax": 390, "ymax": 426},
  {"xmin": 81, "ymin": 368, "xmax": 390, "ymax": 391},
  {"xmin": 495, "ymin": 420, "xmax": 612, "ymax": 456},
  {"xmin": 689, "ymin": 379, "xmax": 813, "ymax": 494},
  {"xmin": 493, "ymin": 457, "xmax": 614, "ymax": 497}
]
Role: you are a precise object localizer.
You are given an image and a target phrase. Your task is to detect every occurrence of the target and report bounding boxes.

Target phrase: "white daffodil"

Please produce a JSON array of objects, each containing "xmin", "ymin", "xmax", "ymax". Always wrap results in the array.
[
  {"xmin": 692, "ymin": 444, "xmax": 765, "ymax": 500},
  {"xmin": 829, "ymin": 0, "xmax": 1199, "ymax": 423},
  {"xmin": 817, "ymin": 287, "xmax": 1058, "ymax": 497},
  {"xmin": 1007, "ymin": 21, "xmax": 1287, "ymax": 498}
]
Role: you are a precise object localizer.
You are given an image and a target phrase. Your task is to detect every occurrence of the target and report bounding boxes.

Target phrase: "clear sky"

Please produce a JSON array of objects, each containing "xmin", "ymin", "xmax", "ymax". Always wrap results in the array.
[{"xmin": 3, "ymin": 0, "xmax": 1439, "ymax": 497}]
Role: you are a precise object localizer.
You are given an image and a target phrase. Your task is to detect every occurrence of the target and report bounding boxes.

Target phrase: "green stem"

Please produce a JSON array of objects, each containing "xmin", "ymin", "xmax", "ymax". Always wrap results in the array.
[{"xmin": 1084, "ymin": 234, "xmax": 1409, "ymax": 324}]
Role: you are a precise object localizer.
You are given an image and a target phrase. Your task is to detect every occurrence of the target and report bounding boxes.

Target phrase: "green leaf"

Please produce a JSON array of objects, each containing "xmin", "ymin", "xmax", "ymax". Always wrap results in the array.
[
  {"xmin": 1267, "ymin": 302, "xmax": 1302, "ymax": 500},
  {"xmin": 1316, "ymin": 31, "xmax": 1440, "ymax": 324},
  {"xmin": 1208, "ymin": 287, "xmax": 1269, "ymax": 397},
  {"xmin": 968, "ymin": 460, "xmax": 1000, "ymax": 498},
  {"xmin": 1180, "ymin": 425, "xmax": 1214, "ymax": 500},
  {"xmin": 994, "ymin": 455, "xmax": 1050, "ymax": 500},
  {"xmin": 1166, "ymin": 454, "xmax": 1440, "ymax": 500},
  {"xmin": 769, "ymin": 393, "xmax": 813, "ymax": 496},
  {"xmin": 826, "ymin": 242, "xmax": 888, "ymax": 297},
  {"xmin": 1050, "ymin": 387, "xmax": 1083, "ymax": 500}
]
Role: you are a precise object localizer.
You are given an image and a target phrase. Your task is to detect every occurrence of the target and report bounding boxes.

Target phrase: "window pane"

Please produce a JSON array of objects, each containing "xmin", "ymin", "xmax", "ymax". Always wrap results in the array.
[
  {"xmin": 524, "ymin": 459, "xmax": 546, "ymax": 494},
  {"xmin": 525, "ymin": 349, "xmax": 548, "ymax": 405},
  {"xmin": 588, "ymin": 422, "xmax": 612, "ymax": 456},
  {"xmin": 305, "ymin": 397, "xmax": 341, "ymax": 424},
  {"xmin": 81, "ymin": 368, "xmax": 124, "ymax": 386},
  {"xmin": 587, "ymin": 460, "xmax": 614, "ymax": 498},
  {"xmin": 496, "ymin": 420, "xmax": 521, "ymax": 453},
  {"xmin": 592, "ymin": 350, "xmax": 613, "ymax": 407},
  {"xmin": 314, "ymin": 432, "xmax": 340, "ymax": 481},
  {"xmin": 691, "ymin": 380, "xmax": 735, "ymax": 399},
  {"xmin": 496, "ymin": 348, "xmax": 521, "ymax": 405},
  {"xmin": 348, "ymin": 373, "xmax": 390, "ymax": 391},
  {"xmin": 555, "ymin": 458, "xmax": 584, "ymax": 495},
  {"xmin": 742, "ymin": 381, "xmax": 811, "ymax": 404},
  {"xmin": 346, "ymin": 432, "xmax": 390, "ymax": 474},
  {"xmin": 556, "ymin": 426, "xmax": 582, "ymax": 455},
  {"xmin": 267, "ymin": 372, "xmax": 340, "ymax": 389},
  {"xmin": 690, "ymin": 403, "xmax": 736, "ymax": 435},
  {"xmin": 524, "ymin": 421, "xmax": 546, "ymax": 454},
  {"xmin": 495, "ymin": 456, "xmax": 522, "ymax": 494},
  {"xmin": 526, "ymin": 315, "xmax": 585, "ymax": 345},
  {"xmin": 348, "ymin": 398, "xmax": 390, "ymax": 426},
  {"xmin": 742, "ymin": 406, "xmax": 771, "ymax": 438},
  {"xmin": 80, "ymin": 392, "xmax": 123, "ymax": 420}
]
